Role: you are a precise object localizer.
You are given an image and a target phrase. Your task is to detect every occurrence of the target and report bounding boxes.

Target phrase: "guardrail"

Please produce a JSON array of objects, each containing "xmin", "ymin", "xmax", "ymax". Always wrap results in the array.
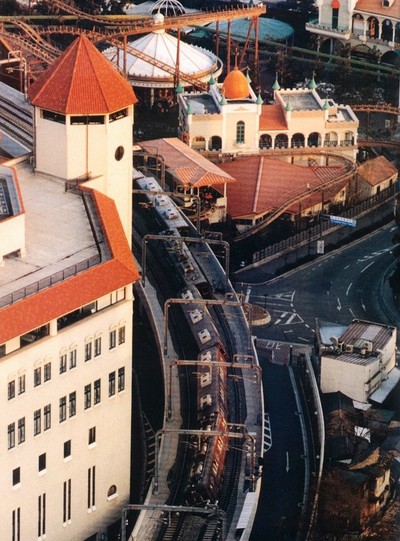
[{"xmin": 0, "ymin": 254, "xmax": 101, "ymax": 309}]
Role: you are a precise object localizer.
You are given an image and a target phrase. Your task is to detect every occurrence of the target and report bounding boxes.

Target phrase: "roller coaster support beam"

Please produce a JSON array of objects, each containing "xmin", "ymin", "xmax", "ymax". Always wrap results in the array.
[
  {"xmin": 167, "ymin": 358, "xmax": 261, "ymax": 421},
  {"xmin": 153, "ymin": 427, "xmax": 256, "ymax": 496},
  {"xmin": 142, "ymin": 234, "xmax": 230, "ymax": 290},
  {"xmin": 122, "ymin": 503, "xmax": 227, "ymax": 541},
  {"xmin": 1, "ymin": 52, "xmax": 28, "ymax": 98},
  {"xmin": 163, "ymin": 297, "xmax": 252, "ymax": 356}
]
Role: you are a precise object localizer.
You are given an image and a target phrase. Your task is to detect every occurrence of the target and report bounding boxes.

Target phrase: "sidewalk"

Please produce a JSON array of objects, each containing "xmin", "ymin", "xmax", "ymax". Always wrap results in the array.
[{"xmin": 234, "ymin": 201, "xmax": 396, "ymax": 284}]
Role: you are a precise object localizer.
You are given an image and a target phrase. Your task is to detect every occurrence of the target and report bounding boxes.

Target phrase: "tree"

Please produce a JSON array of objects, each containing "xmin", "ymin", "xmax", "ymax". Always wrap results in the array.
[
  {"xmin": 0, "ymin": 0, "xmax": 21, "ymax": 15},
  {"xmin": 74, "ymin": 0, "xmax": 128, "ymax": 14}
]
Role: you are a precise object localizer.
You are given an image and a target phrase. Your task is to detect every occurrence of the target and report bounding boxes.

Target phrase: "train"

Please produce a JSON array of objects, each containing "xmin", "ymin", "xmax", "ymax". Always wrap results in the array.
[{"xmin": 135, "ymin": 172, "xmax": 236, "ymax": 507}]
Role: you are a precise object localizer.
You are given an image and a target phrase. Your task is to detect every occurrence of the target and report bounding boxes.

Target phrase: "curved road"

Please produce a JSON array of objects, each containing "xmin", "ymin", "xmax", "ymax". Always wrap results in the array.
[{"xmin": 240, "ymin": 222, "xmax": 399, "ymax": 345}]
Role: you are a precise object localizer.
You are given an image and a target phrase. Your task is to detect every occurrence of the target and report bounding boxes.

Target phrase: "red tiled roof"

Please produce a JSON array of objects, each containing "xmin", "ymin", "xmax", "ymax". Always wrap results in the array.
[
  {"xmin": 219, "ymin": 156, "xmax": 347, "ymax": 218},
  {"xmin": 259, "ymin": 104, "xmax": 287, "ymax": 131},
  {"xmin": 355, "ymin": 0, "xmax": 400, "ymax": 18},
  {"xmin": 0, "ymin": 188, "xmax": 139, "ymax": 344},
  {"xmin": 28, "ymin": 35, "xmax": 137, "ymax": 114},
  {"xmin": 138, "ymin": 138, "xmax": 235, "ymax": 187},
  {"xmin": 357, "ymin": 156, "xmax": 398, "ymax": 186}
]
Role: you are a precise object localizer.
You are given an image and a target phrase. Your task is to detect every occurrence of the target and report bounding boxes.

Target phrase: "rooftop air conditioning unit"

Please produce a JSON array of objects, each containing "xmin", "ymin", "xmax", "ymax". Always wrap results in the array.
[{"xmin": 345, "ymin": 344, "xmax": 354, "ymax": 353}]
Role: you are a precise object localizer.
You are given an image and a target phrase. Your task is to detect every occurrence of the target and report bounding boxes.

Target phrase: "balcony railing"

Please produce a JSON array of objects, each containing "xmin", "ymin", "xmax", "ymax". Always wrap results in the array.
[
  {"xmin": 0, "ymin": 254, "xmax": 101, "ymax": 309},
  {"xmin": 306, "ymin": 19, "xmax": 350, "ymax": 35}
]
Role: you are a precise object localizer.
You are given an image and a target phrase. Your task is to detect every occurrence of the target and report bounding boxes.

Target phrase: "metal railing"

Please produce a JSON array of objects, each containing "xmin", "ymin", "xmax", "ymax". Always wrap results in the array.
[
  {"xmin": 0, "ymin": 254, "xmax": 101, "ymax": 308},
  {"xmin": 252, "ymin": 184, "xmax": 397, "ymax": 264}
]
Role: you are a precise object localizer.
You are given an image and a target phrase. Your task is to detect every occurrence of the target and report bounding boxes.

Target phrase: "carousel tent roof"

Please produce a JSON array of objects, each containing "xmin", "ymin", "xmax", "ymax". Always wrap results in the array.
[
  {"xmin": 204, "ymin": 17, "xmax": 294, "ymax": 43},
  {"xmin": 125, "ymin": 0, "xmax": 198, "ymax": 16},
  {"xmin": 104, "ymin": 24, "xmax": 221, "ymax": 86}
]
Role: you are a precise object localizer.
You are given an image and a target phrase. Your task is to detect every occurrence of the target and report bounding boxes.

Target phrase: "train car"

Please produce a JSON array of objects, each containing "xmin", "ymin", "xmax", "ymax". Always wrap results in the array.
[
  {"xmin": 185, "ymin": 345, "xmax": 229, "ymax": 505},
  {"xmin": 134, "ymin": 174, "xmax": 190, "ymax": 235},
  {"xmin": 179, "ymin": 288, "xmax": 220, "ymax": 352}
]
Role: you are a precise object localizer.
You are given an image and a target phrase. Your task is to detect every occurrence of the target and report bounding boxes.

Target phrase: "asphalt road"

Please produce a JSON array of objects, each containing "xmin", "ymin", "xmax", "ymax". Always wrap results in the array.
[
  {"xmin": 250, "ymin": 362, "xmax": 305, "ymax": 541},
  {"xmin": 239, "ymin": 221, "xmax": 399, "ymax": 346},
  {"xmin": 241, "ymin": 221, "xmax": 400, "ymax": 540}
]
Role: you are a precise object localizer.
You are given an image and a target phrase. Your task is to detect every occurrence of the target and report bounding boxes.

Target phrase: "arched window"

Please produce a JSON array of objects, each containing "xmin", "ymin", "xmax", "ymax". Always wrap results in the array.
[
  {"xmin": 236, "ymin": 121, "xmax": 245, "ymax": 144},
  {"xmin": 192, "ymin": 136, "xmax": 206, "ymax": 151}
]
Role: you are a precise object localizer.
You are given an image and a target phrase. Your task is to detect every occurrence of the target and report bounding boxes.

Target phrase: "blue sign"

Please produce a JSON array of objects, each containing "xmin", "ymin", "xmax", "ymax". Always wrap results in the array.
[{"xmin": 328, "ymin": 215, "xmax": 357, "ymax": 227}]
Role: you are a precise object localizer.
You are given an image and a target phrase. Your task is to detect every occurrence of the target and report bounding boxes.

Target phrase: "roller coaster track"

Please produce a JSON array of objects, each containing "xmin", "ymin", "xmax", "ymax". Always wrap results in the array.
[
  {"xmin": 358, "ymin": 138, "xmax": 400, "ymax": 148},
  {"xmin": 0, "ymin": 25, "xmax": 58, "ymax": 69},
  {"xmin": 37, "ymin": 0, "xmax": 265, "ymax": 30},
  {"xmin": 233, "ymin": 151, "xmax": 357, "ymax": 243},
  {"xmin": 10, "ymin": 19, "xmax": 61, "ymax": 57},
  {"xmin": 2, "ymin": 21, "xmax": 213, "ymax": 90},
  {"xmin": 352, "ymin": 103, "xmax": 400, "ymax": 115}
]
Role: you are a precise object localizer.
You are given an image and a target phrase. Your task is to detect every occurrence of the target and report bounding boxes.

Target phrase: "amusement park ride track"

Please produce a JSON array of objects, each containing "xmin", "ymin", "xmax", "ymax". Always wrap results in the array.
[{"xmin": 0, "ymin": 0, "xmax": 266, "ymax": 86}]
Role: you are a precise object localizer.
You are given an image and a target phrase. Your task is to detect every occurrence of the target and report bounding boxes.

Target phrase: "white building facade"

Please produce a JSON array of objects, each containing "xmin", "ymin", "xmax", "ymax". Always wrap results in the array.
[
  {"xmin": 0, "ymin": 35, "xmax": 139, "ymax": 540},
  {"xmin": 178, "ymin": 71, "xmax": 359, "ymax": 159}
]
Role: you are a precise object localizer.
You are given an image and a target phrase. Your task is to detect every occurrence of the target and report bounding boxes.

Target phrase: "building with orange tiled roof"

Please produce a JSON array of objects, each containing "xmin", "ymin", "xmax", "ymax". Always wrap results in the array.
[
  {"xmin": 0, "ymin": 35, "xmax": 139, "ymax": 540},
  {"xmin": 177, "ymin": 71, "xmax": 359, "ymax": 159},
  {"xmin": 217, "ymin": 155, "xmax": 348, "ymax": 232},
  {"xmin": 306, "ymin": 0, "xmax": 400, "ymax": 61},
  {"xmin": 355, "ymin": 155, "xmax": 398, "ymax": 201}
]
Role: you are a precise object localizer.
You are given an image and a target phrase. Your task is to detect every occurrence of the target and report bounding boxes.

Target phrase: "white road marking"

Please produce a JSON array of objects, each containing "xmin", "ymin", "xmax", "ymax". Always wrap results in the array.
[
  {"xmin": 344, "ymin": 264, "xmax": 350, "ymax": 269},
  {"xmin": 361, "ymin": 299, "xmax": 366, "ymax": 311},
  {"xmin": 349, "ymin": 308, "xmax": 356, "ymax": 318},
  {"xmin": 245, "ymin": 287, "xmax": 251, "ymax": 303},
  {"xmin": 297, "ymin": 336, "xmax": 310, "ymax": 343},
  {"xmin": 337, "ymin": 298, "xmax": 342, "ymax": 311},
  {"xmin": 346, "ymin": 283, "xmax": 352, "ymax": 296},
  {"xmin": 361, "ymin": 261, "xmax": 375, "ymax": 273}
]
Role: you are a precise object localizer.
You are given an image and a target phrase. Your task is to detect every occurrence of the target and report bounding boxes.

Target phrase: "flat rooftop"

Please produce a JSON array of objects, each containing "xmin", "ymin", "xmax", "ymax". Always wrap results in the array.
[
  {"xmin": 182, "ymin": 94, "xmax": 220, "ymax": 115},
  {"xmin": 0, "ymin": 162, "xmax": 98, "ymax": 303},
  {"xmin": 279, "ymin": 91, "xmax": 320, "ymax": 111}
]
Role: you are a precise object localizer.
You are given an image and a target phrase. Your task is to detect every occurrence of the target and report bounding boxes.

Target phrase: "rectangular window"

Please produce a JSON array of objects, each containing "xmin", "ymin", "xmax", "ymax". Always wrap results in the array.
[
  {"xmin": 60, "ymin": 354, "xmax": 67, "ymax": 374},
  {"xmin": 38, "ymin": 493, "xmax": 46, "ymax": 536},
  {"xmin": 118, "ymin": 326, "xmax": 126, "ymax": 345},
  {"xmin": 109, "ymin": 371, "xmax": 116, "ymax": 397},
  {"xmin": 12, "ymin": 467, "xmax": 20, "ymax": 486},
  {"xmin": 44, "ymin": 404, "xmax": 51, "ymax": 431},
  {"xmin": 236, "ymin": 121, "xmax": 245, "ymax": 144},
  {"xmin": 88, "ymin": 426, "xmax": 96, "ymax": 445},
  {"xmin": 69, "ymin": 349, "xmax": 77, "ymax": 369},
  {"xmin": 69, "ymin": 392, "xmax": 76, "ymax": 417},
  {"xmin": 8, "ymin": 422, "xmax": 15, "ymax": 449},
  {"xmin": 43, "ymin": 109, "xmax": 66, "ymax": 124},
  {"xmin": 109, "ymin": 330, "xmax": 116, "ymax": 350},
  {"xmin": 8, "ymin": 380, "xmax": 15, "ymax": 400},
  {"xmin": 118, "ymin": 367, "xmax": 125, "ymax": 392},
  {"xmin": 63, "ymin": 479, "xmax": 72, "ymax": 523},
  {"xmin": 87, "ymin": 466, "xmax": 96, "ymax": 509},
  {"xmin": 64, "ymin": 440, "xmax": 71, "ymax": 459},
  {"xmin": 109, "ymin": 108, "xmax": 127, "ymax": 122},
  {"xmin": 43, "ymin": 362, "xmax": 51, "ymax": 382},
  {"xmin": 94, "ymin": 379, "xmax": 101, "ymax": 405},
  {"xmin": 38, "ymin": 453, "xmax": 46, "ymax": 472},
  {"xmin": 59, "ymin": 396, "xmax": 67, "ymax": 423},
  {"xmin": 18, "ymin": 375, "xmax": 25, "ymax": 395},
  {"xmin": 12, "ymin": 507, "xmax": 21, "ymax": 541},
  {"xmin": 17, "ymin": 418, "xmax": 25, "ymax": 444},
  {"xmin": 94, "ymin": 337, "xmax": 101, "ymax": 357},
  {"xmin": 34, "ymin": 409, "xmax": 41, "ymax": 436},
  {"xmin": 85, "ymin": 342, "xmax": 92, "ymax": 362},
  {"xmin": 34, "ymin": 367, "xmax": 41, "ymax": 387},
  {"xmin": 84, "ymin": 384, "xmax": 91, "ymax": 410}
]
